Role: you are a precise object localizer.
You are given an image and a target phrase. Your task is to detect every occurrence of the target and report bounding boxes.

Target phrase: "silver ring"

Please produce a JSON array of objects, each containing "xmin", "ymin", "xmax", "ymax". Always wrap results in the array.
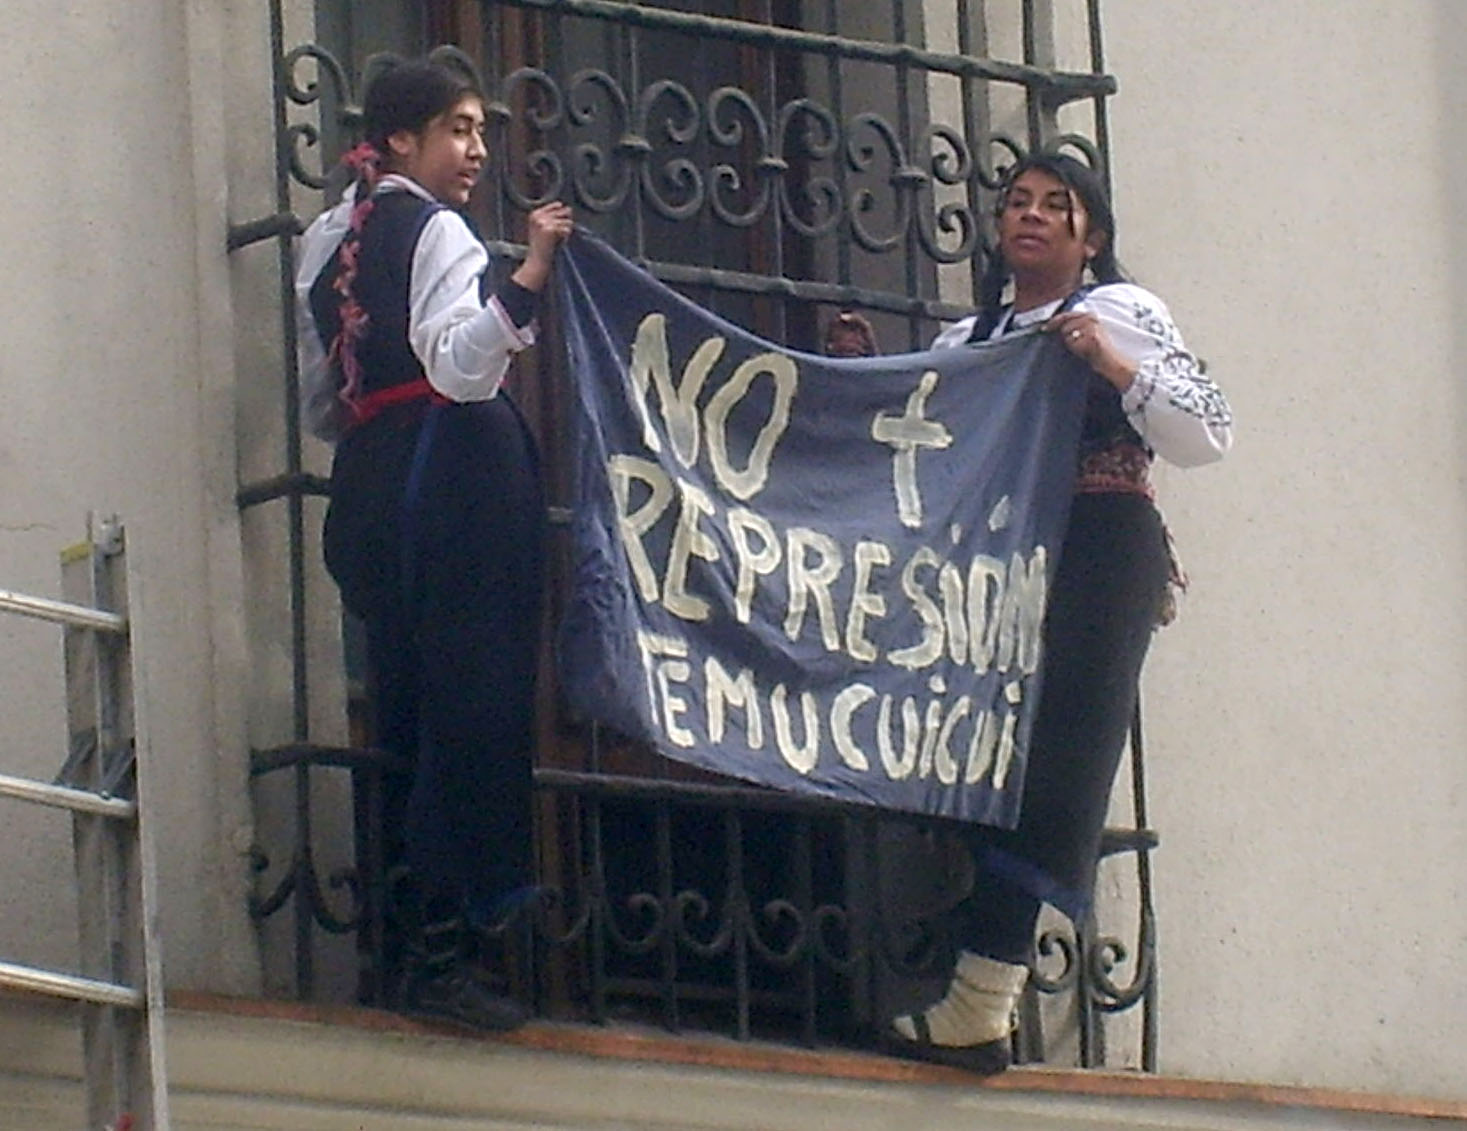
[{"xmin": 1069, "ymin": 330, "xmax": 1082, "ymax": 340}]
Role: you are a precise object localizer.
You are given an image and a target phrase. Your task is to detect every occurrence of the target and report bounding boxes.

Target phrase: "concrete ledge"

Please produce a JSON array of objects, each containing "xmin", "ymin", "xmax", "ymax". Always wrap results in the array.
[
  {"xmin": 170, "ymin": 991, "xmax": 1467, "ymax": 1124},
  {"xmin": 5, "ymin": 989, "xmax": 1464, "ymax": 1131}
]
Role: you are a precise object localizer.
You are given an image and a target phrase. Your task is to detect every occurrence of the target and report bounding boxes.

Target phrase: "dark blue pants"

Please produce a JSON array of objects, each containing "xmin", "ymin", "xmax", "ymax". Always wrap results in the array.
[
  {"xmin": 957, "ymin": 492, "xmax": 1169, "ymax": 960},
  {"xmin": 324, "ymin": 397, "xmax": 544, "ymax": 910}
]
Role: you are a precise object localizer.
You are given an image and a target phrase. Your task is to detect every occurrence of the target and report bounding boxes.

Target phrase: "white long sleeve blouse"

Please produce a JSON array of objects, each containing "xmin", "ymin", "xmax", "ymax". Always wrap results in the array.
[
  {"xmin": 932, "ymin": 283, "xmax": 1233, "ymax": 468},
  {"xmin": 295, "ymin": 174, "xmax": 535, "ymax": 442}
]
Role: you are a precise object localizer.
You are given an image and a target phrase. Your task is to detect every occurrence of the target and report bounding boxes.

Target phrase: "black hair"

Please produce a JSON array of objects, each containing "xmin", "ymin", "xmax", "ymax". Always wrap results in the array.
[
  {"xmin": 973, "ymin": 152, "xmax": 1127, "ymax": 338},
  {"xmin": 360, "ymin": 45, "xmax": 485, "ymax": 155}
]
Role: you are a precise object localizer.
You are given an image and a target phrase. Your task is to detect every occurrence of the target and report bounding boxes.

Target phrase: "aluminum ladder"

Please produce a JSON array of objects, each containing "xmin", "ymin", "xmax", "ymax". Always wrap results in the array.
[{"xmin": 0, "ymin": 517, "xmax": 170, "ymax": 1131}]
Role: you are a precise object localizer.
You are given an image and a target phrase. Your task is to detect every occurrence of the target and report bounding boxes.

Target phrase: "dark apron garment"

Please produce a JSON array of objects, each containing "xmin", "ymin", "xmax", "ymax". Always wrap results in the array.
[
  {"xmin": 324, "ymin": 396, "xmax": 545, "ymax": 907},
  {"xmin": 311, "ymin": 188, "xmax": 545, "ymax": 910}
]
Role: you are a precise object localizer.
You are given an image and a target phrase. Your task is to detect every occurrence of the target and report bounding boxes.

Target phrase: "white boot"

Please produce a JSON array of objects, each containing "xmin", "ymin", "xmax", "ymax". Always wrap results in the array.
[{"xmin": 891, "ymin": 951, "xmax": 1028, "ymax": 1048}]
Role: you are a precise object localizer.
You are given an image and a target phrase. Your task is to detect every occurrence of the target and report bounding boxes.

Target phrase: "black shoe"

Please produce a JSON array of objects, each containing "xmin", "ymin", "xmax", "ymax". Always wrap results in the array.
[
  {"xmin": 402, "ymin": 965, "xmax": 530, "ymax": 1032},
  {"xmin": 881, "ymin": 1014, "xmax": 1012, "ymax": 1077}
]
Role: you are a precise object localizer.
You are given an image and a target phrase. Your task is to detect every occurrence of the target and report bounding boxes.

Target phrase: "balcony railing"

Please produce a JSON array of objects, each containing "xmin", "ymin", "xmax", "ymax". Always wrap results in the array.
[{"xmin": 249, "ymin": 716, "xmax": 1157, "ymax": 1067}]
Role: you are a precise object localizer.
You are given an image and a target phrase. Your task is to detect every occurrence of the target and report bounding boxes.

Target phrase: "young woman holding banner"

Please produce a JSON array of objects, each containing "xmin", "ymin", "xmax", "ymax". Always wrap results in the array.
[
  {"xmin": 885, "ymin": 153, "xmax": 1232, "ymax": 1074},
  {"xmin": 295, "ymin": 47, "xmax": 572, "ymax": 1031}
]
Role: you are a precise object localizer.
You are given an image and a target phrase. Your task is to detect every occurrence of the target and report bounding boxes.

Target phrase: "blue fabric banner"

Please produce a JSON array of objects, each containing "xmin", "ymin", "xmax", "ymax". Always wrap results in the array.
[{"xmin": 556, "ymin": 232, "xmax": 1087, "ymax": 827}]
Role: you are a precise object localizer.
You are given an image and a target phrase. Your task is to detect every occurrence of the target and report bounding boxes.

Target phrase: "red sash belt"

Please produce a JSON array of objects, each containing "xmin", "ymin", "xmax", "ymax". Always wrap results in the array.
[{"xmin": 350, "ymin": 378, "xmax": 450, "ymax": 429}]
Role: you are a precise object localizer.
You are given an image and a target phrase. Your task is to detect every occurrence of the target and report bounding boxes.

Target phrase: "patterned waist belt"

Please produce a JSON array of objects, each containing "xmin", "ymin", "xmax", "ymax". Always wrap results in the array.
[
  {"xmin": 1075, "ymin": 442, "xmax": 1154, "ymax": 499},
  {"xmin": 1073, "ymin": 442, "xmax": 1190, "ymax": 625}
]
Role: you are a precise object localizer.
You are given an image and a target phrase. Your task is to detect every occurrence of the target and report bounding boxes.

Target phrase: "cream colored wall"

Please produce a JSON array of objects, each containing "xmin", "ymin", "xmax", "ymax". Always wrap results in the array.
[
  {"xmin": 1079, "ymin": 0, "xmax": 1467, "ymax": 1099},
  {"xmin": 0, "ymin": 0, "xmax": 268, "ymax": 995}
]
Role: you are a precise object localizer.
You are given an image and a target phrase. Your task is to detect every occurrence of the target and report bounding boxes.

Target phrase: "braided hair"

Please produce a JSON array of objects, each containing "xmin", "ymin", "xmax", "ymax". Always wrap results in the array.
[
  {"xmin": 328, "ymin": 48, "xmax": 485, "ymax": 420},
  {"xmin": 972, "ymin": 152, "xmax": 1127, "ymax": 340}
]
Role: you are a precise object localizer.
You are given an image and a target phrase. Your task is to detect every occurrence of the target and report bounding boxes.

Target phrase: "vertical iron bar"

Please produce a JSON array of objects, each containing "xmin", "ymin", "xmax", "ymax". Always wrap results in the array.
[
  {"xmin": 656, "ymin": 800, "xmax": 679, "ymax": 1030},
  {"xmin": 1020, "ymin": 0, "xmax": 1063, "ymax": 149},
  {"xmin": 860, "ymin": 815, "xmax": 880, "ymax": 1031},
  {"xmin": 1087, "ymin": 0, "xmax": 1113, "ymax": 196},
  {"xmin": 892, "ymin": 0, "xmax": 921, "ymax": 351},
  {"xmin": 291, "ymin": 770, "xmax": 313, "ymax": 997},
  {"xmin": 485, "ymin": 5, "xmax": 508, "ymax": 243},
  {"xmin": 1025, "ymin": 0, "xmax": 1059, "ymax": 147},
  {"xmin": 1130, "ymin": 698, "xmax": 1159, "ymax": 1071},
  {"xmin": 588, "ymin": 726, "xmax": 603, "ymax": 1018},
  {"xmin": 363, "ymin": 762, "xmax": 385, "ymax": 1005},
  {"xmin": 625, "ymin": 21, "xmax": 647, "ymax": 264},
  {"xmin": 1091, "ymin": 923, "xmax": 1107, "ymax": 1065},
  {"xmin": 588, "ymin": 794, "xmax": 608, "ymax": 1023},
  {"xmin": 695, "ymin": 22, "xmax": 714, "ymax": 317},
  {"xmin": 762, "ymin": 0, "xmax": 787, "ymax": 347},
  {"xmin": 825, "ymin": 0, "xmax": 851, "ymax": 292},
  {"xmin": 1076, "ymin": 913, "xmax": 1096, "ymax": 1066},
  {"xmin": 957, "ymin": 0, "xmax": 991, "ymax": 305},
  {"xmin": 795, "ymin": 816, "xmax": 816, "ymax": 1047},
  {"xmin": 343, "ymin": 5, "xmax": 358, "ymax": 93},
  {"xmin": 1015, "ymin": 980, "xmax": 1045, "ymax": 1065},
  {"xmin": 544, "ymin": 4, "xmax": 566, "ymax": 213},
  {"xmin": 1020, "ymin": 0, "xmax": 1039, "ymax": 146},
  {"xmin": 268, "ymin": 4, "xmax": 310, "ymax": 749},
  {"xmin": 268, "ymin": 0, "xmax": 315, "ymax": 998},
  {"xmin": 729, "ymin": 809, "xmax": 750, "ymax": 1040},
  {"xmin": 518, "ymin": 876, "xmax": 540, "ymax": 1019}
]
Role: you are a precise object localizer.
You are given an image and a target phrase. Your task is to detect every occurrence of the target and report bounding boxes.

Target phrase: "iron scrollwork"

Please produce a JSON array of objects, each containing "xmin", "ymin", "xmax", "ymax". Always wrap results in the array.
[
  {"xmin": 1089, "ymin": 916, "xmax": 1157, "ymax": 1014},
  {"xmin": 500, "ymin": 67, "xmax": 567, "ymax": 208},
  {"xmin": 844, "ymin": 111, "xmax": 919, "ymax": 254},
  {"xmin": 248, "ymin": 843, "xmax": 369, "ymax": 935},
  {"xmin": 269, "ymin": 40, "xmax": 1052, "ymax": 292},
  {"xmin": 281, "ymin": 44, "xmax": 358, "ymax": 191},
  {"xmin": 775, "ymin": 98, "xmax": 843, "ymax": 239},
  {"xmin": 707, "ymin": 86, "xmax": 776, "ymax": 229},
  {"xmin": 635, "ymin": 79, "xmax": 705, "ymax": 222},
  {"xmin": 567, "ymin": 69, "xmax": 635, "ymax": 213},
  {"xmin": 916, "ymin": 123, "xmax": 980, "ymax": 264}
]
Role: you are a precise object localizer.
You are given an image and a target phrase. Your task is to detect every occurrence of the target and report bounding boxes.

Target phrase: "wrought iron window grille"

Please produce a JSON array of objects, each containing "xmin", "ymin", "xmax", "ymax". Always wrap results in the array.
[{"xmin": 234, "ymin": 0, "xmax": 1156, "ymax": 1071}]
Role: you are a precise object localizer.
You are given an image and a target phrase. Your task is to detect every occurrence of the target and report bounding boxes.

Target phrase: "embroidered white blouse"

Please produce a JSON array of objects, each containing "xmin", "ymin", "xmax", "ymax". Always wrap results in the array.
[{"xmin": 931, "ymin": 283, "xmax": 1233, "ymax": 468}]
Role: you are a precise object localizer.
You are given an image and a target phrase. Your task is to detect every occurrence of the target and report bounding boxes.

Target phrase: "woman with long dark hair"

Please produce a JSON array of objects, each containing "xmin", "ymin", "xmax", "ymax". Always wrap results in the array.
[
  {"xmin": 294, "ymin": 47, "xmax": 572, "ymax": 1030},
  {"xmin": 886, "ymin": 153, "xmax": 1232, "ymax": 1074}
]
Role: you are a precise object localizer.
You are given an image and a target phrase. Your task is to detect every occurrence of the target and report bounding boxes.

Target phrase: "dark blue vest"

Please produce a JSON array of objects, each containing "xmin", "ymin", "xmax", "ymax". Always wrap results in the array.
[{"xmin": 309, "ymin": 190, "xmax": 441, "ymax": 397}]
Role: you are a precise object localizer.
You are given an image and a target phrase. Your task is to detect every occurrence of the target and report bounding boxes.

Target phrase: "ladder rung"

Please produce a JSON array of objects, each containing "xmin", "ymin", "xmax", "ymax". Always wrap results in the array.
[
  {"xmin": 0, "ymin": 959, "xmax": 143, "ymax": 1009},
  {"xmin": 0, "ymin": 772, "xmax": 137, "ymax": 819},
  {"xmin": 0, "ymin": 588, "xmax": 127, "ymax": 634}
]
